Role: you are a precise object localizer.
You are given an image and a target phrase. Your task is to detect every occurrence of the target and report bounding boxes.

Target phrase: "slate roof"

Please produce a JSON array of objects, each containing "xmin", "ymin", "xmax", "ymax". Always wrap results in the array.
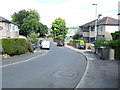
[
  {"xmin": 0, "ymin": 16, "xmax": 18, "ymax": 25},
  {"xmin": 80, "ymin": 17, "xmax": 119, "ymax": 27},
  {"xmin": 80, "ymin": 20, "xmax": 96, "ymax": 27},
  {"xmin": 0, "ymin": 16, "xmax": 11, "ymax": 23},
  {"xmin": 98, "ymin": 17, "xmax": 119, "ymax": 25}
]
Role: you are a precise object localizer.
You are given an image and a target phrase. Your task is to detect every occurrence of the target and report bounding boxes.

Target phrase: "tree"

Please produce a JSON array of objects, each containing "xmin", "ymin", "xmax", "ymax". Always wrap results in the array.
[
  {"xmin": 27, "ymin": 33, "xmax": 39, "ymax": 44},
  {"xmin": 51, "ymin": 17, "xmax": 67, "ymax": 41},
  {"xmin": 11, "ymin": 9, "xmax": 41, "ymax": 36},
  {"xmin": 37, "ymin": 23, "xmax": 48, "ymax": 37},
  {"xmin": 72, "ymin": 33, "xmax": 80, "ymax": 40}
]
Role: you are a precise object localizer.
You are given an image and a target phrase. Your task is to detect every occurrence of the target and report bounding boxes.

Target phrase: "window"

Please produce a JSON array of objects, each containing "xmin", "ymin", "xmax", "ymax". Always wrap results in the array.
[
  {"xmin": 0, "ymin": 26, "xmax": 3, "ymax": 30},
  {"xmin": 98, "ymin": 26, "xmax": 104, "ymax": 32},
  {"xmin": 6, "ymin": 24, "xmax": 9, "ymax": 32},
  {"xmin": 91, "ymin": 26, "xmax": 95, "ymax": 31}
]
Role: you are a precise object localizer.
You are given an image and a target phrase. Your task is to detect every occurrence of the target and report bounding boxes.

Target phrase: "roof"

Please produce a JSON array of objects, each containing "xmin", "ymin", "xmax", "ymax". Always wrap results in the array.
[
  {"xmin": 80, "ymin": 20, "xmax": 96, "ymax": 27},
  {"xmin": 0, "ymin": 16, "xmax": 11, "ymax": 23},
  {"xmin": 80, "ymin": 16, "xmax": 119, "ymax": 27},
  {"xmin": 98, "ymin": 17, "xmax": 119, "ymax": 25},
  {"xmin": 0, "ymin": 16, "xmax": 18, "ymax": 25}
]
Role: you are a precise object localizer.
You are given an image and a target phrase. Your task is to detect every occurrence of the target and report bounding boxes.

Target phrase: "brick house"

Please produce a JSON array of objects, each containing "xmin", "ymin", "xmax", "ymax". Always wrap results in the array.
[
  {"xmin": 79, "ymin": 16, "xmax": 119, "ymax": 42},
  {"xmin": 0, "ymin": 16, "xmax": 19, "ymax": 38}
]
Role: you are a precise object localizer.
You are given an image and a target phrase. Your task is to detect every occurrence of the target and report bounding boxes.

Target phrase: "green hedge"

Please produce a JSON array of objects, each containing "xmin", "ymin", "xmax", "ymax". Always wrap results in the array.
[
  {"xmin": 2, "ymin": 38, "xmax": 33, "ymax": 56},
  {"xmin": 111, "ymin": 31, "xmax": 120, "ymax": 40},
  {"xmin": 110, "ymin": 31, "xmax": 120, "ymax": 60},
  {"xmin": 108, "ymin": 39, "xmax": 120, "ymax": 60}
]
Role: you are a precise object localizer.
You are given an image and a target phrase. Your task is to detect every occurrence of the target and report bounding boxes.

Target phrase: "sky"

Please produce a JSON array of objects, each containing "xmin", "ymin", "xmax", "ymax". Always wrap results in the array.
[{"xmin": 0, "ymin": 0, "xmax": 119, "ymax": 28}]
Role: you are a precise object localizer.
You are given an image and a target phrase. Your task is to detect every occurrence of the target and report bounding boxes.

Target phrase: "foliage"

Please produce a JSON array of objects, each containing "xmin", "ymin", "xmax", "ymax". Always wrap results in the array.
[
  {"xmin": 2, "ymin": 38, "xmax": 33, "ymax": 56},
  {"xmin": 55, "ymin": 35, "xmax": 64, "ymax": 41},
  {"xmin": 72, "ymin": 33, "xmax": 80, "ymax": 40},
  {"xmin": 94, "ymin": 37, "xmax": 107, "ymax": 49},
  {"xmin": 37, "ymin": 23, "xmax": 48, "ymax": 37},
  {"xmin": 110, "ymin": 31, "xmax": 120, "ymax": 60},
  {"xmin": 111, "ymin": 31, "xmax": 120, "ymax": 40},
  {"xmin": 108, "ymin": 39, "xmax": 120, "ymax": 60},
  {"xmin": 27, "ymin": 33, "xmax": 39, "ymax": 44},
  {"xmin": 51, "ymin": 17, "xmax": 67, "ymax": 40},
  {"xmin": 11, "ymin": 9, "xmax": 48, "ymax": 37}
]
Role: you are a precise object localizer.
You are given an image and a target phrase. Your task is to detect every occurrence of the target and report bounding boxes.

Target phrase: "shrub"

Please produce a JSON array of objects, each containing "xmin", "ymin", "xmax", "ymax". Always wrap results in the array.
[
  {"xmin": 94, "ymin": 37, "xmax": 107, "ymax": 49},
  {"xmin": 55, "ymin": 35, "xmax": 64, "ymax": 41},
  {"xmin": 2, "ymin": 38, "xmax": 32, "ymax": 56},
  {"xmin": 27, "ymin": 33, "xmax": 39, "ymax": 45},
  {"xmin": 72, "ymin": 33, "xmax": 80, "ymax": 40},
  {"xmin": 108, "ymin": 39, "xmax": 120, "ymax": 60},
  {"xmin": 111, "ymin": 31, "xmax": 120, "ymax": 40}
]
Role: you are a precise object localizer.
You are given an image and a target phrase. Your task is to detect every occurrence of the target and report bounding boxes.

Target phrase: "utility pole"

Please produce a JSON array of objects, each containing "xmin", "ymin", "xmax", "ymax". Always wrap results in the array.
[{"xmin": 92, "ymin": 4, "xmax": 98, "ymax": 40}]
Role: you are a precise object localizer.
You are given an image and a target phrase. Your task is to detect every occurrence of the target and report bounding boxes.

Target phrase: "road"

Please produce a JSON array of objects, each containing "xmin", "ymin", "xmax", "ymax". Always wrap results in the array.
[{"xmin": 2, "ymin": 41, "xmax": 87, "ymax": 88}]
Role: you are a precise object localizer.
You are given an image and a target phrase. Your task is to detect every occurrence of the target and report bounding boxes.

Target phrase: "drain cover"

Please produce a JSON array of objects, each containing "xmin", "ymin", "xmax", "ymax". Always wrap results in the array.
[{"xmin": 52, "ymin": 71, "xmax": 77, "ymax": 79}]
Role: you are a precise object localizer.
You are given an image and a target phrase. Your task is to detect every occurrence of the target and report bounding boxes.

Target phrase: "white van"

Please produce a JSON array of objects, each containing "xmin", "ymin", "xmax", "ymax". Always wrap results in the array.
[{"xmin": 40, "ymin": 40, "xmax": 50, "ymax": 50}]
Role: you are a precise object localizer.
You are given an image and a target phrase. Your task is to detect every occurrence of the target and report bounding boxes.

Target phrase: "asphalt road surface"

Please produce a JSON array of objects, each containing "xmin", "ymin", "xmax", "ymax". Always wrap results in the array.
[{"xmin": 2, "ymin": 41, "xmax": 87, "ymax": 88}]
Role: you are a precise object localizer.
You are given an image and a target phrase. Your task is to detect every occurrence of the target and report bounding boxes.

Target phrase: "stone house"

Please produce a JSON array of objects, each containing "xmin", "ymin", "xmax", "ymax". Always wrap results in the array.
[
  {"xmin": 79, "ymin": 16, "xmax": 119, "ymax": 42},
  {"xmin": 0, "ymin": 16, "xmax": 19, "ymax": 38}
]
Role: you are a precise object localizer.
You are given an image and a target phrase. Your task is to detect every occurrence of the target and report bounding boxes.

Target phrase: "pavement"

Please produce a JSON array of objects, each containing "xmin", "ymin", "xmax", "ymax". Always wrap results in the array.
[{"xmin": 65, "ymin": 45, "xmax": 119, "ymax": 88}]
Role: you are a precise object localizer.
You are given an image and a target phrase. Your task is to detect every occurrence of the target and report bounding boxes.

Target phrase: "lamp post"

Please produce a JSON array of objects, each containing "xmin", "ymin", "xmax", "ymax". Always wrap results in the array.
[{"xmin": 92, "ymin": 4, "xmax": 98, "ymax": 40}]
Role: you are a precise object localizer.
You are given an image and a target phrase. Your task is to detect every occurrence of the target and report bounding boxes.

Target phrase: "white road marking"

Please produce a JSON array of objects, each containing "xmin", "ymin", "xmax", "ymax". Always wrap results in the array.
[{"xmin": 1, "ymin": 50, "xmax": 48, "ymax": 68}]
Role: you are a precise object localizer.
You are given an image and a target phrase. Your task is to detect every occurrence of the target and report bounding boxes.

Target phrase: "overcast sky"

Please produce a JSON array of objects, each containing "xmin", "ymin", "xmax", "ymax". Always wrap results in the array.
[{"xmin": 0, "ymin": 0, "xmax": 119, "ymax": 27}]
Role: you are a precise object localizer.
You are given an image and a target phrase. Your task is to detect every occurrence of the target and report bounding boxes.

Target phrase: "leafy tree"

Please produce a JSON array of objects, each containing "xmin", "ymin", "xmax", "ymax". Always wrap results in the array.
[
  {"xmin": 11, "ymin": 9, "xmax": 45, "ymax": 37},
  {"xmin": 37, "ymin": 23, "xmax": 48, "ymax": 37},
  {"xmin": 72, "ymin": 33, "xmax": 80, "ymax": 40},
  {"xmin": 11, "ymin": 9, "xmax": 29, "ymax": 25},
  {"xmin": 51, "ymin": 17, "xmax": 67, "ymax": 41}
]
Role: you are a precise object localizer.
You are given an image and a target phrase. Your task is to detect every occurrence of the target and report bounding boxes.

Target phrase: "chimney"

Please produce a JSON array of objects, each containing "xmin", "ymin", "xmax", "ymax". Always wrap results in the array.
[{"xmin": 98, "ymin": 14, "xmax": 102, "ymax": 20}]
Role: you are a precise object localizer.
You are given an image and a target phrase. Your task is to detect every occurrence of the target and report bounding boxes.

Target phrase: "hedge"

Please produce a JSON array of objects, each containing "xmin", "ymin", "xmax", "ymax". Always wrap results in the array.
[
  {"xmin": 111, "ymin": 31, "xmax": 120, "ymax": 60},
  {"xmin": 108, "ymin": 39, "xmax": 120, "ymax": 60},
  {"xmin": 111, "ymin": 31, "xmax": 120, "ymax": 40},
  {"xmin": 2, "ymin": 38, "xmax": 33, "ymax": 56}
]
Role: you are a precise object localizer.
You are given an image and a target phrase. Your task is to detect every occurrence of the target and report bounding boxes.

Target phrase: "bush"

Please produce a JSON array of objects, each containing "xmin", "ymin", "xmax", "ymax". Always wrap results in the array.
[
  {"xmin": 27, "ymin": 33, "xmax": 39, "ymax": 45},
  {"xmin": 55, "ymin": 35, "xmax": 64, "ymax": 41},
  {"xmin": 110, "ymin": 31, "xmax": 120, "ymax": 60},
  {"xmin": 108, "ymin": 40, "xmax": 120, "ymax": 60},
  {"xmin": 111, "ymin": 31, "xmax": 120, "ymax": 40},
  {"xmin": 2, "ymin": 38, "xmax": 32, "ymax": 56},
  {"xmin": 94, "ymin": 37, "xmax": 107, "ymax": 49}
]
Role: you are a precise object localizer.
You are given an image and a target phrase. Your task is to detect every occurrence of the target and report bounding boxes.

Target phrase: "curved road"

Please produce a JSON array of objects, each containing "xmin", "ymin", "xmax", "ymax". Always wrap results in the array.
[{"xmin": 2, "ymin": 41, "xmax": 87, "ymax": 88}]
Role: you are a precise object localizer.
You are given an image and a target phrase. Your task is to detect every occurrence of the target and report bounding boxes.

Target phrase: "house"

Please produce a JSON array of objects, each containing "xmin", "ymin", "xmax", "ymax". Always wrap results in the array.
[
  {"xmin": 66, "ymin": 29, "xmax": 79, "ymax": 37},
  {"xmin": 79, "ymin": 16, "xmax": 119, "ymax": 42},
  {"xmin": 65, "ymin": 28, "xmax": 80, "ymax": 43},
  {"xmin": 118, "ymin": 13, "xmax": 120, "ymax": 31},
  {"xmin": 0, "ymin": 16, "xmax": 19, "ymax": 38}
]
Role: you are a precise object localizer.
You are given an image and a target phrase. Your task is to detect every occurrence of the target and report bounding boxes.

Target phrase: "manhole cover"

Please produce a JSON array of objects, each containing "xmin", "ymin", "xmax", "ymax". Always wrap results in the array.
[{"xmin": 52, "ymin": 71, "xmax": 77, "ymax": 79}]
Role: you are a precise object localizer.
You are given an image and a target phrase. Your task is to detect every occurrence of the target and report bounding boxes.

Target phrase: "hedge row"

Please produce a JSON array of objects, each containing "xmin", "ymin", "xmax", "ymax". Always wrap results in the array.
[
  {"xmin": 111, "ymin": 31, "xmax": 120, "ymax": 60},
  {"xmin": 2, "ymin": 38, "xmax": 33, "ymax": 56}
]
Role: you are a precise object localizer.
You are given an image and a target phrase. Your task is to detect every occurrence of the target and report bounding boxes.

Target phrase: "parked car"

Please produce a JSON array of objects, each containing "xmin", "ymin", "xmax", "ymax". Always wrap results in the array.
[
  {"xmin": 78, "ymin": 45, "xmax": 85, "ymax": 49},
  {"xmin": 57, "ymin": 41, "xmax": 64, "ymax": 46},
  {"xmin": 32, "ymin": 44, "xmax": 37, "ymax": 50},
  {"xmin": 38, "ymin": 40, "xmax": 43, "ymax": 47},
  {"xmin": 40, "ymin": 40, "xmax": 50, "ymax": 50},
  {"xmin": 39, "ymin": 40, "xmax": 43, "ymax": 44}
]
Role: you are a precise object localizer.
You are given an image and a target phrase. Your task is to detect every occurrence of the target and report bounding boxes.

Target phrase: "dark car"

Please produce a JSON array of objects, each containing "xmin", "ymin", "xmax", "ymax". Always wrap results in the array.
[
  {"xmin": 32, "ymin": 44, "xmax": 37, "ymax": 50},
  {"xmin": 39, "ymin": 40, "xmax": 43, "ymax": 44},
  {"xmin": 57, "ymin": 41, "xmax": 64, "ymax": 46},
  {"xmin": 38, "ymin": 40, "xmax": 43, "ymax": 48}
]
